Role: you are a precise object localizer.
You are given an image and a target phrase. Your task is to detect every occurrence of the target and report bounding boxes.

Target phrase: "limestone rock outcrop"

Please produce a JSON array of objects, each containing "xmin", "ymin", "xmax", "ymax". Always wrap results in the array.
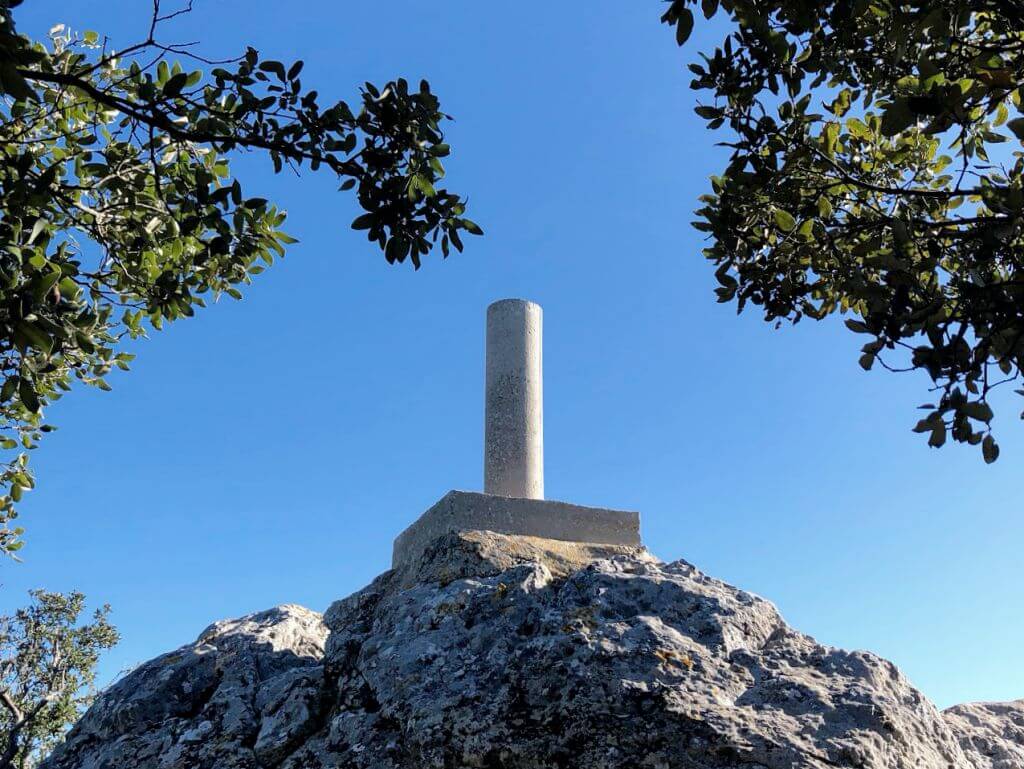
[
  {"xmin": 945, "ymin": 702, "xmax": 1024, "ymax": 769},
  {"xmin": 42, "ymin": 532, "xmax": 1023, "ymax": 769},
  {"xmin": 43, "ymin": 604, "xmax": 328, "ymax": 769}
]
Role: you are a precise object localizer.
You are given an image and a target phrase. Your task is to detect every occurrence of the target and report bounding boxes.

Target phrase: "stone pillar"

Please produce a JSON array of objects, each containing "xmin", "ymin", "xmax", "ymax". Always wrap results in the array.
[{"xmin": 485, "ymin": 299, "xmax": 543, "ymax": 499}]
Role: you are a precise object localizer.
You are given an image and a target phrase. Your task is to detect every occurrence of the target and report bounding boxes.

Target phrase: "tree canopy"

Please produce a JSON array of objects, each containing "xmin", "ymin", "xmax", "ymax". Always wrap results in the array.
[
  {"xmin": 0, "ymin": 591, "xmax": 118, "ymax": 769},
  {"xmin": 663, "ymin": 0, "xmax": 1024, "ymax": 461},
  {"xmin": 0, "ymin": 0, "xmax": 481, "ymax": 555}
]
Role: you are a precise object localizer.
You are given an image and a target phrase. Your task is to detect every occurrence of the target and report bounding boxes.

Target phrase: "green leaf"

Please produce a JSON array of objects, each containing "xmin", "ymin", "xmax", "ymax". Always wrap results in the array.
[
  {"xmin": 74, "ymin": 331, "xmax": 96, "ymax": 354},
  {"xmin": 14, "ymin": 321, "xmax": 53, "ymax": 355},
  {"xmin": 675, "ymin": 8, "xmax": 694, "ymax": 45},
  {"xmin": 259, "ymin": 60, "xmax": 287, "ymax": 81},
  {"xmin": 0, "ymin": 56, "xmax": 37, "ymax": 101},
  {"xmin": 963, "ymin": 401, "xmax": 994, "ymax": 423},
  {"xmin": 18, "ymin": 378, "xmax": 40, "ymax": 414},
  {"xmin": 27, "ymin": 218, "xmax": 47, "ymax": 245},
  {"xmin": 409, "ymin": 174, "xmax": 435, "ymax": 199},
  {"xmin": 773, "ymin": 210, "xmax": 797, "ymax": 231},
  {"xmin": 164, "ymin": 73, "xmax": 188, "ymax": 96},
  {"xmin": 846, "ymin": 117, "xmax": 870, "ymax": 139},
  {"xmin": 385, "ymin": 235, "xmax": 408, "ymax": 264},
  {"xmin": 1, "ymin": 377, "xmax": 19, "ymax": 403},
  {"xmin": 927, "ymin": 421, "xmax": 946, "ymax": 448},
  {"xmin": 880, "ymin": 99, "xmax": 916, "ymax": 136},
  {"xmin": 1007, "ymin": 118, "xmax": 1024, "ymax": 141},
  {"xmin": 893, "ymin": 221, "xmax": 911, "ymax": 244},
  {"xmin": 982, "ymin": 434, "xmax": 1000, "ymax": 463},
  {"xmin": 32, "ymin": 270, "xmax": 60, "ymax": 302},
  {"xmin": 461, "ymin": 219, "xmax": 484, "ymax": 236}
]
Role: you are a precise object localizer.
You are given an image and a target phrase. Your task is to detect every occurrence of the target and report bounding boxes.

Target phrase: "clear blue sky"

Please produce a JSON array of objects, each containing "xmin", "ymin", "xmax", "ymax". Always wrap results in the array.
[{"xmin": 5, "ymin": 1, "xmax": 1021, "ymax": 711}]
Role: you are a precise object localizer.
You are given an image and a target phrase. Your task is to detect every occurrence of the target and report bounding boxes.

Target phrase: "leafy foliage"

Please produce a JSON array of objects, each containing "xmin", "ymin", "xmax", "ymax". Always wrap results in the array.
[
  {"xmin": 663, "ymin": 0, "xmax": 1024, "ymax": 460},
  {"xmin": 0, "ymin": 591, "xmax": 118, "ymax": 769},
  {"xmin": 0, "ymin": 0, "xmax": 481, "ymax": 555}
]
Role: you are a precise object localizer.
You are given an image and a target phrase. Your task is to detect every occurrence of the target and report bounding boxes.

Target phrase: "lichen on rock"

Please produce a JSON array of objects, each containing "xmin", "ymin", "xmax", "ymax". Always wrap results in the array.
[
  {"xmin": 40, "ymin": 532, "xmax": 1024, "ymax": 769},
  {"xmin": 42, "ymin": 604, "xmax": 328, "ymax": 769}
]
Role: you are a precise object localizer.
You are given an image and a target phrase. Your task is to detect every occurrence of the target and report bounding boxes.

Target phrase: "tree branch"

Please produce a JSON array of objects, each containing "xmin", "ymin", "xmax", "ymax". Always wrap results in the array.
[{"xmin": 17, "ymin": 68, "xmax": 363, "ymax": 178}]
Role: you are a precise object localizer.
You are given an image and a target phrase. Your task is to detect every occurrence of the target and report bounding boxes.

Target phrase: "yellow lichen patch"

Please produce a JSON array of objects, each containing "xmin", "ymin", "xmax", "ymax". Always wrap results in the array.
[
  {"xmin": 561, "ymin": 605, "xmax": 597, "ymax": 633},
  {"xmin": 434, "ymin": 602, "xmax": 463, "ymax": 617},
  {"xmin": 654, "ymin": 648, "xmax": 694, "ymax": 670}
]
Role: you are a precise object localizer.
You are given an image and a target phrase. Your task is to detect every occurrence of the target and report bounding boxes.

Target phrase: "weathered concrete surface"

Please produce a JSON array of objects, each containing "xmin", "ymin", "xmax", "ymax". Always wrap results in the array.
[
  {"xmin": 42, "ymin": 534, "xmax": 1024, "ymax": 769},
  {"xmin": 485, "ymin": 298, "xmax": 543, "ymax": 499},
  {"xmin": 391, "ymin": 490, "xmax": 641, "ymax": 568}
]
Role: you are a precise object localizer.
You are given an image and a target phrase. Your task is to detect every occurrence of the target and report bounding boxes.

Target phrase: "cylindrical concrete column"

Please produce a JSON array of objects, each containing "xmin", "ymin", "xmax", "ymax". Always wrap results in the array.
[{"xmin": 485, "ymin": 299, "xmax": 543, "ymax": 499}]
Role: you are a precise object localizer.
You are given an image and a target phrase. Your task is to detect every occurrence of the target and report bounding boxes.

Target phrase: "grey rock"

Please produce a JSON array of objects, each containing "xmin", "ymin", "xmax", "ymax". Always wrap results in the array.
[
  {"xmin": 42, "ymin": 532, "xmax": 1024, "ymax": 769},
  {"xmin": 945, "ymin": 701, "xmax": 1024, "ymax": 769},
  {"xmin": 42, "ymin": 604, "xmax": 327, "ymax": 769}
]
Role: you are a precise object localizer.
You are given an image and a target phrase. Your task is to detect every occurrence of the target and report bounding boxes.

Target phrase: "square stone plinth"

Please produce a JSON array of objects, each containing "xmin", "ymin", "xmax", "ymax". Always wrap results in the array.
[{"xmin": 392, "ymin": 490, "xmax": 641, "ymax": 569}]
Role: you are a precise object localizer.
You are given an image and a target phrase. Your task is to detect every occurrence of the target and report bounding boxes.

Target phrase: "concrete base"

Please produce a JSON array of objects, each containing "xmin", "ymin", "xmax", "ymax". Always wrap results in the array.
[{"xmin": 392, "ymin": 490, "xmax": 641, "ymax": 569}]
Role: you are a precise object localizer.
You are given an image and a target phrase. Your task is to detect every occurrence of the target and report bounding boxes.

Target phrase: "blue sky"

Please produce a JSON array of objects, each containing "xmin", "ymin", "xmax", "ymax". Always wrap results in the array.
[{"xmin": 4, "ymin": 1, "xmax": 1021, "ymax": 710}]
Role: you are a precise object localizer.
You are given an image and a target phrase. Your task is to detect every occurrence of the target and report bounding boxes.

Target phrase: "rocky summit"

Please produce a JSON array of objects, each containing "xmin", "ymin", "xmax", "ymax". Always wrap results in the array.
[{"xmin": 42, "ymin": 531, "xmax": 1023, "ymax": 769}]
